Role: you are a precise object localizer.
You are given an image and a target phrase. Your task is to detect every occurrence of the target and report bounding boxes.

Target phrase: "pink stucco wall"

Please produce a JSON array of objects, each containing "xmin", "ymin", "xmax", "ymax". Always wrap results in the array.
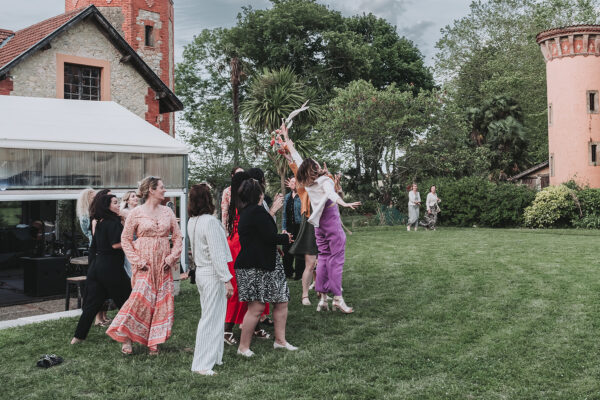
[
  {"xmin": 546, "ymin": 56, "xmax": 600, "ymax": 186},
  {"xmin": 538, "ymin": 27, "xmax": 600, "ymax": 187}
]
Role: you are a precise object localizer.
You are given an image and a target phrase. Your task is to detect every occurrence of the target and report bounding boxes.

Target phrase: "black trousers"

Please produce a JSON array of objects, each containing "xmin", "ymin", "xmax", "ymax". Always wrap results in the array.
[
  {"xmin": 283, "ymin": 223, "xmax": 305, "ymax": 279},
  {"xmin": 73, "ymin": 255, "xmax": 131, "ymax": 340}
]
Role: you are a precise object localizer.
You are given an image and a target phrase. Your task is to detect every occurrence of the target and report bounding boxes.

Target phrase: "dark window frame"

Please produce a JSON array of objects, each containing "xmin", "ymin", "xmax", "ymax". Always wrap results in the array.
[
  {"xmin": 145, "ymin": 25, "xmax": 154, "ymax": 47},
  {"xmin": 63, "ymin": 63, "xmax": 101, "ymax": 101}
]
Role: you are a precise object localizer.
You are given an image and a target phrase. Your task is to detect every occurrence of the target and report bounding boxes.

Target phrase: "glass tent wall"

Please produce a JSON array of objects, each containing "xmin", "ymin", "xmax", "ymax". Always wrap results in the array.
[{"xmin": 0, "ymin": 148, "xmax": 186, "ymax": 190}]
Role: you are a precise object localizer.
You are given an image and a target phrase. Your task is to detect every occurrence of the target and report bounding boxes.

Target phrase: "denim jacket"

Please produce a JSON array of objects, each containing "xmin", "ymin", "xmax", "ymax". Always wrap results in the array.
[{"xmin": 282, "ymin": 192, "xmax": 302, "ymax": 231}]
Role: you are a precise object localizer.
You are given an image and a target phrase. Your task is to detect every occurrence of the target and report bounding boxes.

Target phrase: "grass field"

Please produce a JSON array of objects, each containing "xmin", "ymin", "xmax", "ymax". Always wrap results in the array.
[{"xmin": 2, "ymin": 227, "xmax": 600, "ymax": 399}]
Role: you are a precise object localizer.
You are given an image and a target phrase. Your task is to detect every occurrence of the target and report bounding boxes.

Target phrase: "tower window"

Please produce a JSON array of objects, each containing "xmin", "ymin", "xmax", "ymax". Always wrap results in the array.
[
  {"xmin": 588, "ymin": 90, "xmax": 598, "ymax": 113},
  {"xmin": 145, "ymin": 25, "xmax": 154, "ymax": 47},
  {"xmin": 590, "ymin": 143, "xmax": 599, "ymax": 165},
  {"xmin": 550, "ymin": 153, "xmax": 555, "ymax": 177},
  {"xmin": 548, "ymin": 103, "xmax": 552, "ymax": 126}
]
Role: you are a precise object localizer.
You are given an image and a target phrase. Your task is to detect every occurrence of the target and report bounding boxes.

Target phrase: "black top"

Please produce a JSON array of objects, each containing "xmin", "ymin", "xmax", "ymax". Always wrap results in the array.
[
  {"xmin": 88, "ymin": 218, "xmax": 124, "ymax": 265},
  {"xmin": 235, "ymin": 204, "xmax": 289, "ymax": 271}
]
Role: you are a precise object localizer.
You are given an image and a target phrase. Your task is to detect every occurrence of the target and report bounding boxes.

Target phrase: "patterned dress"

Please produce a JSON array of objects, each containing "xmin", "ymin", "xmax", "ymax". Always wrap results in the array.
[{"xmin": 106, "ymin": 205, "xmax": 182, "ymax": 348}]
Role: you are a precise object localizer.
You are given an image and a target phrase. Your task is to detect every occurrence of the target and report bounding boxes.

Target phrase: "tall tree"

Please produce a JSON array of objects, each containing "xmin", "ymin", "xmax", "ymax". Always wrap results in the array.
[
  {"xmin": 435, "ymin": 0, "xmax": 600, "ymax": 165},
  {"xmin": 241, "ymin": 67, "xmax": 321, "ymax": 195}
]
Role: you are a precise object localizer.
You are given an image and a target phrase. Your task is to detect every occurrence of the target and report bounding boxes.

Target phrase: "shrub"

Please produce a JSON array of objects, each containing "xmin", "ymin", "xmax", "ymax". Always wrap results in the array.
[
  {"xmin": 412, "ymin": 177, "xmax": 535, "ymax": 227},
  {"xmin": 523, "ymin": 185, "xmax": 578, "ymax": 228},
  {"xmin": 572, "ymin": 214, "xmax": 600, "ymax": 229}
]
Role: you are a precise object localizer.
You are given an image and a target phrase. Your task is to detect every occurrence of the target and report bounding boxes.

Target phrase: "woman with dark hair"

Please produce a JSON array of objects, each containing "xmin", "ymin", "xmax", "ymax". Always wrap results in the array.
[
  {"xmin": 188, "ymin": 184, "xmax": 234, "ymax": 376},
  {"xmin": 247, "ymin": 168, "xmax": 284, "ymax": 217},
  {"xmin": 71, "ymin": 194, "xmax": 132, "ymax": 344},
  {"xmin": 235, "ymin": 179, "xmax": 296, "ymax": 357},
  {"xmin": 87, "ymin": 188, "xmax": 112, "ymax": 326},
  {"xmin": 282, "ymin": 126, "xmax": 360, "ymax": 314},
  {"xmin": 223, "ymin": 171, "xmax": 251, "ymax": 345},
  {"xmin": 221, "ymin": 166, "xmax": 244, "ymax": 231}
]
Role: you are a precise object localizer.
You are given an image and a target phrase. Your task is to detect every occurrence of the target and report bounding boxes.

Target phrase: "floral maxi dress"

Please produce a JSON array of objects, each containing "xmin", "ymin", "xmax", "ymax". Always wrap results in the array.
[{"xmin": 106, "ymin": 205, "xmax": 182, "ymax": 348}]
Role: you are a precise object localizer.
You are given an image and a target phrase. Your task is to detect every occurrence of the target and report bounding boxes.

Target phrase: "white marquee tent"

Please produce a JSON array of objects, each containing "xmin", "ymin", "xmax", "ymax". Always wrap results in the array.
[{"xmin": 0, "ymin": 95, "xmax": 189, "ymax": 269}]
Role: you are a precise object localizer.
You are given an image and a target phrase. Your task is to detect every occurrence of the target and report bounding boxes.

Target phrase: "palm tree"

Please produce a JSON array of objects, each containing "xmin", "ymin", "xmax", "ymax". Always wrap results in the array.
[{"xmin": 242, "ymin": 67, "xmax": 321, "ymax": 195}]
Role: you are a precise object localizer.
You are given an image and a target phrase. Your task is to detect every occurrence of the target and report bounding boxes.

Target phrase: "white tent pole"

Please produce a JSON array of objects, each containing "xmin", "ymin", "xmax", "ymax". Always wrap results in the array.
[{"xmin": 179, "ymin": 192, "xmax": 188, "ymax": 272}]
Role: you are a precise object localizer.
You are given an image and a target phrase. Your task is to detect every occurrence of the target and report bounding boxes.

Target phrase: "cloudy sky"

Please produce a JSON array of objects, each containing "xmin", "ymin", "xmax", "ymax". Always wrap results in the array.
[{"xmin": 0, "ymin": 0, "xmax": 472, "ymax": 66}]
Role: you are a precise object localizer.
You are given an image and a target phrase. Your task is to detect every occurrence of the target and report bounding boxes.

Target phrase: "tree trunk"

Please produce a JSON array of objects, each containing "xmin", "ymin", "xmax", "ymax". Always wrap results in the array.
[
  {"xmin": 231, "ymin": 57, "xmax": 241, "ymax": 165},
  {"xmin": 354, "ymin": 142, "xmax": 361, "ymax": 175}
]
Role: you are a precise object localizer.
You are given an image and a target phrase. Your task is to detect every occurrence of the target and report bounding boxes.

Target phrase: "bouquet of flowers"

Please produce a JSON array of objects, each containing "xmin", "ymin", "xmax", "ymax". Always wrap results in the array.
[{"xmin": 269, "ymin": 100, "xmax": 309, "ymax": 154}]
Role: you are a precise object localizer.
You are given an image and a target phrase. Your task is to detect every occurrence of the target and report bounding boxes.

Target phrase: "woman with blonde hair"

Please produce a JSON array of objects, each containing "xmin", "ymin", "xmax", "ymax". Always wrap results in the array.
[
  {"xmin": 119, "ymin": 191, "xmax": 139, "ymax": 220},
  {"xmin": 119, "ymin": 190, "xmax": 139, "ymax": 278},
  {"xmin": 76, "ymin": 188, "xmax": 96, "ymax": 246},
  {"xmin": 106, "ymin": 176, "xmax": 183, "ymax": 355}
]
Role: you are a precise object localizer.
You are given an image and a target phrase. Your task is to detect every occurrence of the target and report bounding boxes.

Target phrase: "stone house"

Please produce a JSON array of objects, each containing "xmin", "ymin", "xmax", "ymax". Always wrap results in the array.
[{"xmin": 0, "ymin": 3, "xmax": 181, "ymax": 134}]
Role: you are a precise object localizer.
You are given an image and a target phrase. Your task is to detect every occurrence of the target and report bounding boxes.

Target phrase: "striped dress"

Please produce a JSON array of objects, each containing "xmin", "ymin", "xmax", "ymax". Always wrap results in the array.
[
  {"xmin": 106, "ymin": 205, "xmax": 182, "ymax": 349},
  {"xmin": 188, "ymin": 214, "xmax": 233, "ymax": 372}
]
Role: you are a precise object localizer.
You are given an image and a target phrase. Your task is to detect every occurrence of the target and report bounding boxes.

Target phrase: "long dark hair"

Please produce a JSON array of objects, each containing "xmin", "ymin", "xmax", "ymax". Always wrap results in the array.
[
  {"xmin": 89, "ymin": 188, "xmax": 110, "ymax": 218},
  {"xmin": 227, "ymin": 171, "xmax": 250, "ymax": 237},
  {"xmin": 92, "ymin": 194, "xmax": 120, "ymax": 222},
  {"xmin": 188, "ymin": 184, "xmax": 215, "ymax": 217},
  {"xmin": 237, "ymin": 179, "xmax": 263, "ymax": 210}
]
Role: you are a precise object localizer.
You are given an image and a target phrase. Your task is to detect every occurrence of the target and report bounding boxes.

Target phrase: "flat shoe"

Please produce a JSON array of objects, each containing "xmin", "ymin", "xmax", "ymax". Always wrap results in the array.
[
  {"xmin": 194, "ymin": 369, "xmax": 216, "ymax": 376},
  {"xmin": 301, "ymin": 296, "xmax": 311, "ymax": 306},
  {"xmin": 237, "ymin": 348, "xmax": 255, "ymax": 357},
  {"xmin": 273, "ymin": 341, "xmax": 298, "ymax": 351}
]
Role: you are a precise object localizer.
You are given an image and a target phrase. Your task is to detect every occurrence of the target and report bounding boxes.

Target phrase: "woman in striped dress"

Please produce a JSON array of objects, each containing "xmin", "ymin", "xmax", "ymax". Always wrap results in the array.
[{"xmin": 188, "ymin": 184, "xmax": 234, "ymax": 376}]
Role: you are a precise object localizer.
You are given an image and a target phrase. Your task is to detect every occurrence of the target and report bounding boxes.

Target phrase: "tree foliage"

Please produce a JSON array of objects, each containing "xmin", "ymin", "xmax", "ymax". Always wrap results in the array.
[{"xmin": 435, "ymin": 0, "xmax": 600, "ymax": 165}]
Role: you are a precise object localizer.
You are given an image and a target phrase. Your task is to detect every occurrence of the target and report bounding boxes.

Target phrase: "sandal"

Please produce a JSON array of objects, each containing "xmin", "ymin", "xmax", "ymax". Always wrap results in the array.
[
  {"xmin": 148, "ymin": 346, "xmax": 159, "ymax": 355},
  {"xmin": 260, "ymin": 317, "xmax": 274, "ymax": 326},
  {"xmin": 224, "ymin": 332, "xmax": 237, "ymax": 346},
  {"xmin": 36, "ymin": 354, "xmax": 63, "ymax": 368},
  {"xmin": 121, "ymin": 342, "xmax": 133, "ymax": 355},
  {"xmin": 253, "ymin": 329, "xmax": 271, "ymax": 340}
]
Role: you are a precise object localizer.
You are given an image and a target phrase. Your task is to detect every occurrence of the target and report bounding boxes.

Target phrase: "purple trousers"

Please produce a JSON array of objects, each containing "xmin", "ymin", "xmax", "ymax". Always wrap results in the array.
[{"xmin": 314, "ymin": 200, "xmax": 346, "ymax": 296}]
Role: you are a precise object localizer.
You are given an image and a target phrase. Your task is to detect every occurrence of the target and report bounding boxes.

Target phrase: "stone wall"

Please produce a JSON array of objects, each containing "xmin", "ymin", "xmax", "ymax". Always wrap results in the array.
[
  {"xmin": 9, "ymin": 20, "xmax": 150, "ymax": 120},
  {"xmin": 136, "ymin": 9, "xmax": 162, "ymax": 77},
  {"xmin": 97, "ymin": 6, "xmax": 125, "ymax": 38}
]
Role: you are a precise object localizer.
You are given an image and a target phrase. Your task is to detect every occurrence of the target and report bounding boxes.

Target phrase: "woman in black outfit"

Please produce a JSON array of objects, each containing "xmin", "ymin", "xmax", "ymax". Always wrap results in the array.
[
  {"xmin": 71, "ymin": 194, "xmax": 132, "ymax": 344},
  {"xmin": 235, "ymin": 179, "xmax": 297, "ymax": 357}
]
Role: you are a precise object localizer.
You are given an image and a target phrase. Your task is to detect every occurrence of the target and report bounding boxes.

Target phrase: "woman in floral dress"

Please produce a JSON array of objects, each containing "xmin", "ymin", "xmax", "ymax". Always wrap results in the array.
[{"xmin": 106, "ymin": 176, "xmax": 182, "ymax": 355}]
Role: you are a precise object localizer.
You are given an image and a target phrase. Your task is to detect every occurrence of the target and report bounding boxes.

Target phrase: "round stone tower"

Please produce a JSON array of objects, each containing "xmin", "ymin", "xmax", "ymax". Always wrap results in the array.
[
  {"xmin": 66, "ymin": 0, "xmax": 175, "ymax": 134},
  {"xmin": 537, "ymin": 26, "xmax": 600, "ymax": 187}
]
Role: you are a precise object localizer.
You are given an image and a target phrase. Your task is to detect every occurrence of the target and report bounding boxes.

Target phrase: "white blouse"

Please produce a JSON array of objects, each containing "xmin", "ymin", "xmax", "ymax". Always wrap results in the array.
[
  {"xmin": 187, "ymin": 214, "xmax": 233, "ymax": 282},
  {"xmin": 291, "ymin": 149, "xmax": 340, "ymax": 227}
]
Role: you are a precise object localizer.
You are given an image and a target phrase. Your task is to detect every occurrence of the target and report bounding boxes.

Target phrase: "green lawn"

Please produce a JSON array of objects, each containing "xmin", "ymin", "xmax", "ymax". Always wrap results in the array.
[{"xmin": 2, "ymin": 227, "xmax": 600, "ymax": 399}]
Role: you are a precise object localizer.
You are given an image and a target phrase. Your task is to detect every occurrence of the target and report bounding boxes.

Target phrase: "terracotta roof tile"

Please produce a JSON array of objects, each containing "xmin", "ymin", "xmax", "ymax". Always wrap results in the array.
[
  {"xmin": 0, "ymin": 29, "xmax": 15, "ymax": 46},
  {"xmin": 0, "ymin": 7, "xmax": 87, "ymax": 70}
]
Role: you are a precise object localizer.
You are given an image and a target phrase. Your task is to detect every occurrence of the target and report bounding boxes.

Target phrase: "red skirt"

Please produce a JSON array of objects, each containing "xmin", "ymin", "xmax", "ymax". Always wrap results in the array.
[{"xmin": 225, "ymin": 231, "xmax": 269, "ymax": 324}]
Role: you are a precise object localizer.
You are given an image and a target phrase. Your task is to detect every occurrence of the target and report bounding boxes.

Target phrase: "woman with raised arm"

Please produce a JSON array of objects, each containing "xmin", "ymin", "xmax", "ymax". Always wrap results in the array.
[
  {"xmin": 281, "ymin": 125, "xmax": 360, "ymax": 314},
  {"xmin": 106, "ymin": 176, "xmax": 183, "ymax": 355}
]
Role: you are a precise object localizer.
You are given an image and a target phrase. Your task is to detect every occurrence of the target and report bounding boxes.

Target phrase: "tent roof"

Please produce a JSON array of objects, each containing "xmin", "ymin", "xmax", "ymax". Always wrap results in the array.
[{"xmin": 0, "ymin": 96, "xmax": 188, "ymax": 155}]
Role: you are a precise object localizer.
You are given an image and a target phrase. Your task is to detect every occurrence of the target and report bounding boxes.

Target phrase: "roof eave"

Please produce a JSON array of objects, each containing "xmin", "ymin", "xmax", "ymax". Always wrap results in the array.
[{"xmin": 0, "ymin": 5, "xmax": 183, "ymax": 113}]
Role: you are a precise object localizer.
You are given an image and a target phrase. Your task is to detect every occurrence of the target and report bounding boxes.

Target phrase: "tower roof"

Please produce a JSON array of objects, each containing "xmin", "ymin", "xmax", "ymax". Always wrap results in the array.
[{"xmin": 536, "ymin": 25, "xmax": 600, "ymax": 43}]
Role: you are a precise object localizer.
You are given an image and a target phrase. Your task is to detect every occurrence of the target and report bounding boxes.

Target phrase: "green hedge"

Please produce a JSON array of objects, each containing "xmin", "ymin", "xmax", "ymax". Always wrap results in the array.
[{"xmin": 392, "ymin": 177, "xmax": 536, "ymax": 228}]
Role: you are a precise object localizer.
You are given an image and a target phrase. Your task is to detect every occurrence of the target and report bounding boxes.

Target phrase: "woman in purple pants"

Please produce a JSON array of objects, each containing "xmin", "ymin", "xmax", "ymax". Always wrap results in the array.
[{"xmin": 282, "ymin": 127, "xmax": 360, "ymax": 313}]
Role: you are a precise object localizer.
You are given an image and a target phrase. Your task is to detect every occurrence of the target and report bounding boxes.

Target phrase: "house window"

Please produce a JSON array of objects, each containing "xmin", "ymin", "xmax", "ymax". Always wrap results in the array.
[
  {"xmin": 548, "ymin": 103, "xmax": 552, "ymax": 126},
  {"xmin": 590, "ymin": 143, "xmax": 600, "ymax": 165},
  {"xmin": 550, "ymin": 153, "xmax": 555, "ymax": 177},
  {"xmin": 64, "ymin": 63, "xmax": 100, "ymax": 101},
  {"xmin": 145, "ymin": 25, "xmax": 154, "ymax": 47},
  {"xmin": 588, "ymin": 90, "xmax": 598, "ymax": 113}
]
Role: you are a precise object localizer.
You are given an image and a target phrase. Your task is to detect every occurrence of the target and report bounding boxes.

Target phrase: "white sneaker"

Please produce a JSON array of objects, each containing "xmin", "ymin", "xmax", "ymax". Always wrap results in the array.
[
  {"xmin": 237, "ymin": 348, "xmax": 255, "ymax": 357},
  {"xmin": 273, "ymin": 341, "xmax": 298, "ymax": 351}
]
